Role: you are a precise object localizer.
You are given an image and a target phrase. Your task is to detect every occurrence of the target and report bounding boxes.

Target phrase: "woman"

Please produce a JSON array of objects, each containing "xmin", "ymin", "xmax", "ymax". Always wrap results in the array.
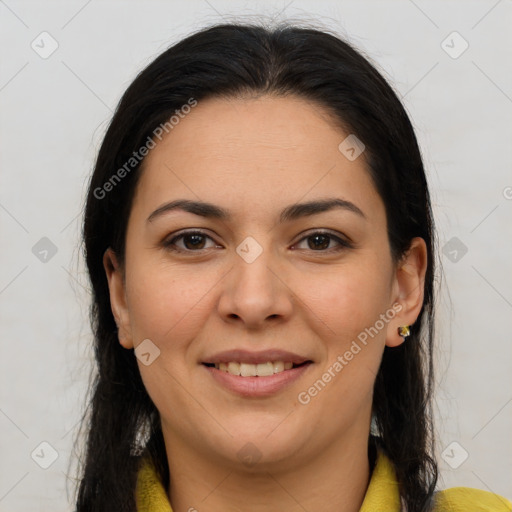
[{"xmin": 76, "ymin": 23, "xmax": 511, "ymax": 511}]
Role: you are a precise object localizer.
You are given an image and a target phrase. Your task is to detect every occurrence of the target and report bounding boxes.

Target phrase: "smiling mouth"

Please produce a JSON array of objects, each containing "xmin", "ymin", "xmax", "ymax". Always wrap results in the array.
[{"xmin": 203, "ymin": 361, "xmax": 311, "ymax": 377}]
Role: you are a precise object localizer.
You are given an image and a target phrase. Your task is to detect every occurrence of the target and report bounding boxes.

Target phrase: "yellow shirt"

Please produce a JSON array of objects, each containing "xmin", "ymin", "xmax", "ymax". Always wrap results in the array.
[{"xmin": 135, "ymin": 451, "xmax": 512, "ymax": 511}]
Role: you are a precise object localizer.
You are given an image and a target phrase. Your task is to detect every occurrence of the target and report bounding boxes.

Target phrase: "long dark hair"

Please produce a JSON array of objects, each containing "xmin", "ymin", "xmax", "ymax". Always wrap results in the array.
[{"xmin": 76, "ymin": 22, "xmax": 438, "ymax": 511}]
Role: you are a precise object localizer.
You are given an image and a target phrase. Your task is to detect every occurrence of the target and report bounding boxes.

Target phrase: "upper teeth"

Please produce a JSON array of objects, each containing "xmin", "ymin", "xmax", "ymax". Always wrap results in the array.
[{"xmin": 214, "ymin": 361, "xmax": 294, "ymax": 377}]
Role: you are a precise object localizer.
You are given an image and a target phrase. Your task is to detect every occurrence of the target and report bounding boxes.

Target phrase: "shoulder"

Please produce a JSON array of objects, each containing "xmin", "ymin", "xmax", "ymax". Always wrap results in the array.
[{"xmin": 434, "ymin": 487, "xmax": 512, "ymax": 511}]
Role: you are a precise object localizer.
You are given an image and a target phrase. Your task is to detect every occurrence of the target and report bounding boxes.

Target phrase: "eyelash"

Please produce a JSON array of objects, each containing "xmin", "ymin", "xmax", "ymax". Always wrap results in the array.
[{"xmin": 163, "ymin": 229, "xmax": 353, "ymax": 254}]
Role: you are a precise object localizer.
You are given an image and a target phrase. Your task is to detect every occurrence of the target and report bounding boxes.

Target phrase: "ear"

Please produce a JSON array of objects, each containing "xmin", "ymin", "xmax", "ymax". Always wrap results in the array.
[
  {"xmin": 385, "ymin": 237, "xmax": 428, "ymax": 348},
  {"xmin": 103, "ymin": 248, "xmax": 134, "ymax": 349}
]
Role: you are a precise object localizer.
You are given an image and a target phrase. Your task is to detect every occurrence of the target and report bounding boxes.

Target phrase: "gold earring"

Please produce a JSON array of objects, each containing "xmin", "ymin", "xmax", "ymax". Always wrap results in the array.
[{"xmin": 398, "ymin": 325, "xmax": 410, "ymax": 339}]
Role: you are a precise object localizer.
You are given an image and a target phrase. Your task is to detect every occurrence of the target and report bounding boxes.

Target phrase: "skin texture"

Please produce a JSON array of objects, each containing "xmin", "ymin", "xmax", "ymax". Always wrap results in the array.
[{"xmin": 104, "ymin": 95, "xmax": 427, "ymax": 512}]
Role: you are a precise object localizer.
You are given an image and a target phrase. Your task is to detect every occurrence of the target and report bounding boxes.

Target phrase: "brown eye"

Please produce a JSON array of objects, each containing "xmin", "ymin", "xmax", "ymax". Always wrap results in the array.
[
  {"xmin": 164, "ymin": 231, "xmax": 218, "ymax": 252},
  {"xmin": 307, "ymin": 233, "xmax": 330, "ymax": 250},
  {"xmin": 294, "ymin": 231, "xmax": 352, "ymax": 252},
  {"xmin": 181, "ymin": 233, "xmax": 207, "ymax": 250}
]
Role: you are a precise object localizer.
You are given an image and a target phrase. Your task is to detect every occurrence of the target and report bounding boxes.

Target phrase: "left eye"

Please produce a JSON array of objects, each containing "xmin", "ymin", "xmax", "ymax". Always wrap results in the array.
[{"xmin": 293, "ymin": 231, "xmax": 350, "ymax": 251}]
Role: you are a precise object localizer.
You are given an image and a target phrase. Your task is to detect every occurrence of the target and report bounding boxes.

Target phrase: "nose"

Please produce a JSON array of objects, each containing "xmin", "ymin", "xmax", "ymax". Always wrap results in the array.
[{"xmin": 217, "ymin": 246, "xmax": 294, "ymax": 330}]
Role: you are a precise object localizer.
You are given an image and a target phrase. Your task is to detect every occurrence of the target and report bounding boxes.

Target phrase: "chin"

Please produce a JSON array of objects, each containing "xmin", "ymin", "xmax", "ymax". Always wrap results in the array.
[{"xmin": 212, "ymin": 421, "xmax": 308, "ymax": 471}]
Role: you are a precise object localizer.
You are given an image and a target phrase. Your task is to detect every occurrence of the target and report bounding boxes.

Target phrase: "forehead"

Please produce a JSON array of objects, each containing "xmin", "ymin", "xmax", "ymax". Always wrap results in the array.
[{"xmin": 133, "ymin": 95, "xmax": 383, "ymax": 222}]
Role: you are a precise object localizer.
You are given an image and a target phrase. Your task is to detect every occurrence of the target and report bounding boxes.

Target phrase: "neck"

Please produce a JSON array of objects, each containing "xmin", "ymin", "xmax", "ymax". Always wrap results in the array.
[{"xmin": 164, "ymin": 431, "xmax": 371, "ymax": 512}]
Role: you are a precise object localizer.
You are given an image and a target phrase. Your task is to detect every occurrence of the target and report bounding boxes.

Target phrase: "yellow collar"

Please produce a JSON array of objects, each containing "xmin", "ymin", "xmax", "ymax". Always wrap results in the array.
[
  {"xmin": 135, "ymin": 450, "xmax": 400, "ymax": 512},
  {"xmin": 135, "ymin": 450, "xmax": 512, "ymax": 511}
]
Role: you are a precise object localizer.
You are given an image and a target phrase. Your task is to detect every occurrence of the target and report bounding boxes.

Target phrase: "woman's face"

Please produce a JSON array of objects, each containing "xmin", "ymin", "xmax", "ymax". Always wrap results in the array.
[{"xmin": 105, "ymin": 95, "xmax": 425, "ymax": 471}]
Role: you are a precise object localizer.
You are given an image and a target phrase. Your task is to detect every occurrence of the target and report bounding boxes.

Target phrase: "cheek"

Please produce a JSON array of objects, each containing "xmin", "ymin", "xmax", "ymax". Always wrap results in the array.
[
  {"xmin": 123, "ymin": 262, "xmax": 223, "ymax": 420},
  {"xmin": 300, "ymin": 258, "xmax": 393, "ymax": 342},
  {"xmin": 292, "ymin": 263, "xmax": 392, "ymax": 431},
  {"xmin": 125, "ymin": 260, "xmax": 223, "ymax": 349}
]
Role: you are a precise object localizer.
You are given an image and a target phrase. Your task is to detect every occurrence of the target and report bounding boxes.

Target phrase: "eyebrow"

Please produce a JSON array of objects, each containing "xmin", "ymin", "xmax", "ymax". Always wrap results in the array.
[{"xmin": 147, "ymin": 197, "xmax": 366, "ymax": 224}]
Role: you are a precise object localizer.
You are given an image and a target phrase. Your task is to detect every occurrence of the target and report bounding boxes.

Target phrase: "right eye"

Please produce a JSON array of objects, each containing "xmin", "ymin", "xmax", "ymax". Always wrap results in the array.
[{"xmin": 163, "ymin": 230, "xmax": 221, "ymax": 253}]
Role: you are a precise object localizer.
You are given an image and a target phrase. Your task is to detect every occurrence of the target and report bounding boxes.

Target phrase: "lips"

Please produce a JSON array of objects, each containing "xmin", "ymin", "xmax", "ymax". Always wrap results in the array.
[
  {"xmin": 202, "ymin": 349, "xmax": 313, "ymax": 397},
  {"xmin": 202, "ymin": 349, "xmax": 310, "ymax": 366}
]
